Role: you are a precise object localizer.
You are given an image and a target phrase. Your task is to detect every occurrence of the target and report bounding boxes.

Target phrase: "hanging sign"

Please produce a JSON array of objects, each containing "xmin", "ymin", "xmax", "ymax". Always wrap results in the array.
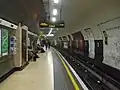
[{"xmin": 39, "ymin": 21, "xmax": 65, "ymax": 28}]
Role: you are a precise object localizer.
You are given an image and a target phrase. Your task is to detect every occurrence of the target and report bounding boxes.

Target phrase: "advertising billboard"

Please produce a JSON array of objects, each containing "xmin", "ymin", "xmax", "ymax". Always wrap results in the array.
[
  {"xmin": 2, "ymin": 29, "xmax": 8, "ymax": 56},
  {"xmin": 0, "ymin": 30, "xmax": 1, "ymax": 57}
]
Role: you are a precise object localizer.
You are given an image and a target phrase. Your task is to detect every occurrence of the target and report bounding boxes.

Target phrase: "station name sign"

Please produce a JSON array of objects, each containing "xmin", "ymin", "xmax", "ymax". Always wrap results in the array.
[{"xmin": 39, "ymin": 21, "xmax": 65, "ymax": 28}]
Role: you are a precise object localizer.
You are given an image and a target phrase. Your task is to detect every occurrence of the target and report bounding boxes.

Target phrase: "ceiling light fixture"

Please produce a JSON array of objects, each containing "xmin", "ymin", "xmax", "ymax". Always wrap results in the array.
[
  {"xmin": 53, "ymin": 0, "xmax": 59, "ymax": 4},
  {"xmin": 48, "ymin": 28, "xmax": 53, "ymax": 35},
  {"xmin": 47, "ymin": 34, "xmax": 54, "ymax": 37},
  {"xmin": 52, "ymin": 17, "xmax": 56, "ymax": 22},
  {"xmin": 53, "ymin": 9, "xmax": 58, "ymax": 16}
]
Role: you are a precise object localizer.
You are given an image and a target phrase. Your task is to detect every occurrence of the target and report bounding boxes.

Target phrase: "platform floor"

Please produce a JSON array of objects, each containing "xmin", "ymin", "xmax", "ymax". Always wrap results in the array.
[
  {"xmin": 0, "ymin": 51, "xmax": 54, "ymax": 90},
  {"xmin": 0, "ymin": 49, "xmax": 76, "ymax": 90}
]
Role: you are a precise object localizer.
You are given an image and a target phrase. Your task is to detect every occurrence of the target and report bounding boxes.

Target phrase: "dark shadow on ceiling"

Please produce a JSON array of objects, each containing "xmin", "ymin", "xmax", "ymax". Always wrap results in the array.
[{"xmin": 0, "ymin": 0, "xmax": 45, "ymax": 34}]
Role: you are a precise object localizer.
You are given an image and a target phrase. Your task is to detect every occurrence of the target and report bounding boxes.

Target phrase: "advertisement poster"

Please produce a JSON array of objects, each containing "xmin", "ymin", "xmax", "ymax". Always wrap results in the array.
[
  {"xmin": 2, "ymin": 29, "xmax": 8, "ymax": 56},
  {"xmin": 0, "ymin": 30, "xmax": 1, "ymax": 57},
  {"xmin": 10, "ymin": 36, "xmax": 16, "ymax": 55}
]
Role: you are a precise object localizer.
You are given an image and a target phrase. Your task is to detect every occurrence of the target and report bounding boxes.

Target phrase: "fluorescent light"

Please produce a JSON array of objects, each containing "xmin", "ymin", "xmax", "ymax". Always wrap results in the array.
[
  {"xmin": 47, "ymin": 28, "xmax": 54, "ymax": 37},
  {"xmin": 52, "ymin": 17, "xmax": 56, "ymax": 22},
  {"xmin": 53, "ymin": 0, "xmax": 59, "ymax": 4},
  {"xmin": 53, "ymin": 9, "xmax": 58, "ymax": 16},
  {"xmin": 47, "ymin": 34, "xmax": 54, "ymax": 36},
  {"xmin": 48, "ymin": 28, "xmax": 53, "ymax": 35}
]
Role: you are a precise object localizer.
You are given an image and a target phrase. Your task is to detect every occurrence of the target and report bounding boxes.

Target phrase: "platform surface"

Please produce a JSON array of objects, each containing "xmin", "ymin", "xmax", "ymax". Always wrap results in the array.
[{"xmin": 0, "ymin": 51, "xmax": 54, "ymax": 90}]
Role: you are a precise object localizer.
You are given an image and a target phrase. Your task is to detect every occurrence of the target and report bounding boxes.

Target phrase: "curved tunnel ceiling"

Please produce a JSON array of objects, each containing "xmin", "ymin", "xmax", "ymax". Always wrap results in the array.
[
  {"xmin": 0, "ymin": 0, "xmax": 45, "ymax": 34},
  {"xmin": 55, "ymin": 0, "xmax": 120, "ymax": 39}
]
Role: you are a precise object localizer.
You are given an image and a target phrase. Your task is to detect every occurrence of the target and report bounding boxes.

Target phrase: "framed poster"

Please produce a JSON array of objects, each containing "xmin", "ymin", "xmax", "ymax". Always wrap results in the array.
[
  {"xmin": 2, "ymin": 29, "xmax": 8, "ymax": 56},
  {"xmin": 0, "ymin": 30, "xmax": 1, "ymax": 57},
  {"xmin": 10, "ymin": 36, "xmax": 16, "ymax": 55}
]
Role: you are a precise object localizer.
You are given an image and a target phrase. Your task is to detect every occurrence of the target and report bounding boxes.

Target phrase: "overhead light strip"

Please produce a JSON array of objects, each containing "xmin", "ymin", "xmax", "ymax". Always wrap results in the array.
[
  {"xmin": 47, "ymin": 34, "xmax": 54, "ymax": 36},
  {"xmin": 48, "ymin": 28, "xmax": 53, "ymax": 35},
  {"xmin": 53, "ymin": 0, "xmax": 59, "ymax": 4},
  {"xmin": 53, "ymin": 9, "xmax": 58, "ymax": 16},
  {"xmin": 47, "ymin": 28, "xmax": 54, "ymax": 37},
  {"xmin": 52, "ymin": 17, "xmax": 56, "ymax": 22}
]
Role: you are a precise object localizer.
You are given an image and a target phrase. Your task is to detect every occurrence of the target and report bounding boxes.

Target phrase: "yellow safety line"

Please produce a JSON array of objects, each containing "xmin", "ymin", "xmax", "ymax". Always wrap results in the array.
[{"xmin": 56, "ymin": 51, "xmax": 80, "ymax": 90}]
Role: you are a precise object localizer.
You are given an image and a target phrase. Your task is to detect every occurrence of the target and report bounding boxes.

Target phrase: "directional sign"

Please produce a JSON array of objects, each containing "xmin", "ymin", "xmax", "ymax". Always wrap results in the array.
[{"xmin": 39, "ymin": 21, "xmax": 65, "ymax": 28}]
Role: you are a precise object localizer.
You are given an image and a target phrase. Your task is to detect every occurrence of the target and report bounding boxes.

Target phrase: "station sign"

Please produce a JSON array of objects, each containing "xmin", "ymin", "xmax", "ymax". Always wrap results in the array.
[{"xmin": 39, "ymin": 21, "xmax": 65, "ymax": 28}]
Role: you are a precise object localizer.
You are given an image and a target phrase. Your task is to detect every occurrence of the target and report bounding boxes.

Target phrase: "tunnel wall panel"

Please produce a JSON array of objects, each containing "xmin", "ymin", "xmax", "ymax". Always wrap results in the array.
[
  {"xmin": 98, "ymin": 17, "xmax": 120, "ymax": 70},
  {"xmin": 82, "ymin": 28, "xmax": 95, "ymax": 59},
  {"xmin": 88, "ymin": 39, "xmax": 95, "ymax": 59}
]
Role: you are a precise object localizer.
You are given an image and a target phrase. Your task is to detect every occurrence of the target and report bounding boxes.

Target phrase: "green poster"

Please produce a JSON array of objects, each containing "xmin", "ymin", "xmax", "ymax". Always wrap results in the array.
[
  {"xmin": 2, "ymin": 29, "xmax": 8, "ymax": 56},
  {"xmin": 0, "ymin": 30, "xmax": 1, "ymax": 57}
]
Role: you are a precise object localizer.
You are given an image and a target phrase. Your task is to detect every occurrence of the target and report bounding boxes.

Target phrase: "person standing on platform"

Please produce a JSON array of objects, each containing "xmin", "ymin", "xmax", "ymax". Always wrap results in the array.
[
  {"xmin": 41, "ymin": 39, "xmax": 47, "ymax": 51},
  {"xmin": 44, "ymin": 40, "xmax": 47, "ymax": 51},
  {"xmin": 47, "ymin": 40, "xmax": 51, "ymax": 49}
]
